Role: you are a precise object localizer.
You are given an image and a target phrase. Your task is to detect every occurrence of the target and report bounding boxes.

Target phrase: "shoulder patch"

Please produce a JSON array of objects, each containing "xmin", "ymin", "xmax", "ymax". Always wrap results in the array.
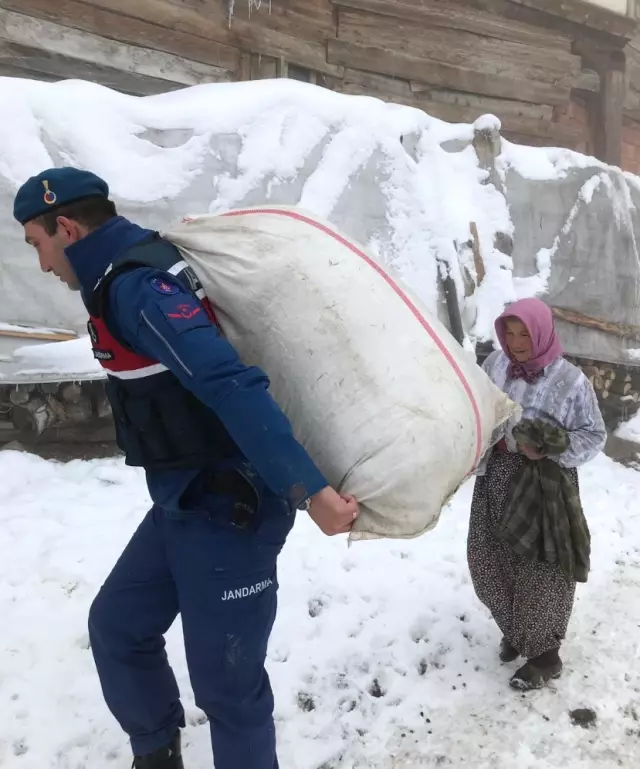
[
  {"xmin": 157, "ymin": 295, "xmax": 212, "ymax": 334},
  {"xmin": 150, "ymin": 277, "xmax": 179, "ymax": 295}
]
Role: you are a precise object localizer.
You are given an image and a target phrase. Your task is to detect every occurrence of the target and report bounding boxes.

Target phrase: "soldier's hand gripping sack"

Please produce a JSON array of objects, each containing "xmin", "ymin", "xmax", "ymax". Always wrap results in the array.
[{"xmin": 164, "ymin": 207, "xmax": 517, "ymax": 541}]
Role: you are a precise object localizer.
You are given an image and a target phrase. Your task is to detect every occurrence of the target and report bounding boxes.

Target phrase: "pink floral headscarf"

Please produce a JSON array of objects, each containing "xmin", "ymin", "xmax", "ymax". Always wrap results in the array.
[{"xmin": 495, "ymin": 298, "xmax": 564, "ymax": 379}]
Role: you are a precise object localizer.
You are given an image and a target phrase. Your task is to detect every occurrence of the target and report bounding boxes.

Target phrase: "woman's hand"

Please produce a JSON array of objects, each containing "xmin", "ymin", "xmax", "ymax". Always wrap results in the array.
[{"xmin": 518, "ymin": 442, "xmax": 545, "ymax": 461}]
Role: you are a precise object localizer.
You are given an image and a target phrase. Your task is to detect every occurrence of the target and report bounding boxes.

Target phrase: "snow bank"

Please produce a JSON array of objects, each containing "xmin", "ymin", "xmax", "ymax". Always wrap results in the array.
[
  {"xmin": 0, "ymin": 77, "xmax": 638, "ymax": 373},
  {"xmin": 1, "ymin": 449, "xmax": 639, "ymax": 767},
  {"xmin": 614, "ymin": 410, "xmax": 640, "ymax": 442},
  {"xmin": 10, "ymin": 336, "xmax": 103, "ymax": 381}
]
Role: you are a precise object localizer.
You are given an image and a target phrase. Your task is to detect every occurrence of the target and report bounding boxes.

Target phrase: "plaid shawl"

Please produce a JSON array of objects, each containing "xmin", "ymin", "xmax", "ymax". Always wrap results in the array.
[{"xmin": 496, "ymin": 419, "xmax": 591, "ymax": 583}]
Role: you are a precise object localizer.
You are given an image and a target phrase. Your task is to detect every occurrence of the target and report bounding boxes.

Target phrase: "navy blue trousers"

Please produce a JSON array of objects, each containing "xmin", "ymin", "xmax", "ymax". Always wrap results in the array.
[{"xmin": 88, "ymin": 487, "xmax": 295, "ymax": 768}]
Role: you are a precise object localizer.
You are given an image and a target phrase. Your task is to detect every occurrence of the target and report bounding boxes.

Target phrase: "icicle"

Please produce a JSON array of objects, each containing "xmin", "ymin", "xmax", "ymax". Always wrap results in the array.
[
  {"xmin": 229, "ymin": 0, "xmax": 272, "ymax": 25},
  {"xmin": 248, "ymin": 0, "xmax": 266, "ymax": 15}
]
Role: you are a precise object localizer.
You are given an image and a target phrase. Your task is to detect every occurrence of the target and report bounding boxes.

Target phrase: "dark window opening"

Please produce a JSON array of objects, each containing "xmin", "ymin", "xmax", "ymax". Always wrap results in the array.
[{"xmin": 287, "ymin": 64, "xmax": 317, "ymax": 84}]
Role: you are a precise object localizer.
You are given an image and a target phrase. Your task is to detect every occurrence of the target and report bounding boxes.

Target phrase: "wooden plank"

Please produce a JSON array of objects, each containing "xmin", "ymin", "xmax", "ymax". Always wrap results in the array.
[
  {"xmin": 0, "ymin": 422, "xmax": 117, "ymax": 446},
  {"xmin": 462, "ymin": 0, "xmax": 634, "ymax": 48},
  {"xmin": 426, "ymin": 89, "xmax": 553, "ymax": 121},
  {"xmin": 338, "ymin": 72, "xmax": 556, "ymax": 122},
  {"xmin": 598, "ymin": 53, "xmax": 626, "ymax": 165},
  {"xmin": 338, "ymin": 8, "xmax": 580, "ymax": 88},
  {"xmin": 0, "ymin": 8, "xmax": 232, "ymax": 87},
  {"xmin": 238, "ymin": 51, "xmax": 251, "ymax": 82},
  {"xmin": 473, "ymin": 123, "xmax": 506, "ymax": 194},
  {"xmin": 0, "ymin": 0, "xmax": 241, "ymax": 71},
  {"xmin": 332, "ymin": 68, "xmax": 415, "ymax": 100},
  {"xmin": 410, "ymin": 79, "xmax": 568, "ymax": 108},
  {"xmin": 411, "ymin": 95, "xmax": 587, "ymax": 143},
  {"xmin": 71, "ymin": 0, "xmax": 342, "ymax": 76},
  {"xmin": 326, "ymin": 53, "xmax": 578, "ymax": 143},
  {"xmin": 469, "ymin": 222, "xmax": 486, "ymax": 285},
  {"xmin": 552, "ymin": 306, "xmax": 640, "ymax": 341},
  {"xmin": 509, "ymin": 0, "xmax": 637, "ymax": 40},
  {"xmin": 0, "ymin": 61, "xmax": 59, "ymax": 82},
  {"xmin": 0, "ymin": 40, "xmax": 186, "ymax": 94},
  {"xmin": 332, "ymin": 0, "xmax": 572, "ymax": 51},
  {"xmin": 327, "ymin": 39, "xmax": 570, "ymax": 105},
  {"xmin": 501, "ymin": 131, "xmax": 553, "ymax": 147},
  {"xmin": 0, "ymin": 327, "xmax": 77, "ymax": 342},
  {"xmin": 238, "ymin": 25, "xmax": 342, "ymax": 76}
]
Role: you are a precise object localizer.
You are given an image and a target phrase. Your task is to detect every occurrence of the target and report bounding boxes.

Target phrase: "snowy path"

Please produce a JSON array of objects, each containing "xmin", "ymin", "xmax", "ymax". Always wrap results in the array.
[{"xmin": 1, "ymin": 450, "xmax": 639, "ymax": 769}]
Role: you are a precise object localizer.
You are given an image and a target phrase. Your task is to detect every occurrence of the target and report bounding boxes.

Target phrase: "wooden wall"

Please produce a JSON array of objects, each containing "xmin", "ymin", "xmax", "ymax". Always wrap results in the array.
[
  {"xmin": 327, "ymin": 0, "xmax": 589, "ymax": 148},
  {"xmin": 2, "ymin": 0, "xmax": 640, "ymax": 167}
]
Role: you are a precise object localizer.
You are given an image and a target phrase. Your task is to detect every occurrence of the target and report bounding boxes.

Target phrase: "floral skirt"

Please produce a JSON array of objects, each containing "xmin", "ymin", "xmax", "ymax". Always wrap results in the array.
[{"xmin": 467, "ymin": 451, "xmax": 577, "ymax": 660}]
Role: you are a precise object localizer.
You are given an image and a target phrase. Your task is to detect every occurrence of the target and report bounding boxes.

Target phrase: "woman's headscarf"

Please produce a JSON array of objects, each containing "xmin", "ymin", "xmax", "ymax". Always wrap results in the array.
[{"xmin": 495, "ymin": 298, "xmax": 564, "ymax": 381}]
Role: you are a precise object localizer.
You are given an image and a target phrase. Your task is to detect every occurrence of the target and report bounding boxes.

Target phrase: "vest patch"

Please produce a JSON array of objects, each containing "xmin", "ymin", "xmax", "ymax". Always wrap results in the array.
[
  {"xmin": 157, "ymin": 295, "xmax": 210, "ymax": 333},
  {"xmin": 150, "ymin": 277, "xmax": 179, "ymax": 295}
]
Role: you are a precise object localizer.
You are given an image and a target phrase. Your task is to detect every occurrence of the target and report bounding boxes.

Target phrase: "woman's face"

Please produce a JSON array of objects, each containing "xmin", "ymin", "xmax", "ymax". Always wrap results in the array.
[{"xmin": 504, "ymin": 318, "xmax": 533, "ymax": 362}]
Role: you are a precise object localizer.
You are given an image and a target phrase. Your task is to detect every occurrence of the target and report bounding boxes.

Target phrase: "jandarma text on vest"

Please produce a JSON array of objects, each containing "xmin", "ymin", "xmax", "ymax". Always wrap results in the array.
[
  {"xmin": 221, "ymin": 579, "xmax": 274, "ymax": 601},
  {"xmin": 93, "ymin": 348, "xmax": 115, "ymax": 361}
]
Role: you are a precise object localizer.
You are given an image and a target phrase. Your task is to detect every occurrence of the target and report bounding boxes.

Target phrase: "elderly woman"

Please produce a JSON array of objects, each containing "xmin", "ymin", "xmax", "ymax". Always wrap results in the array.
[{"xmin": 468, "ymin": 298, "xmax": 606, "ymax": 691}]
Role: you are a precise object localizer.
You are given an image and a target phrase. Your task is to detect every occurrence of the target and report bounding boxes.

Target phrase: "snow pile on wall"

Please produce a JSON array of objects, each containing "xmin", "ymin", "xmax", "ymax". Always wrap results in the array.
[
  {"xmin": 9, "ymin": 336, "xmax": 103, "ymax": 381},
  {"xmin": 0, "ymin": 77, "xmax": 638, "ymax": 371}
]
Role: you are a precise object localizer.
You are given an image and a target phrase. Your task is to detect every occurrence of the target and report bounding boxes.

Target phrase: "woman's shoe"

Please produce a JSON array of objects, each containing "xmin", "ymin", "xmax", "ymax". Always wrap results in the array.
[
  {"xmin": 510, "ymin": 650, "xmax": 563, "ymax": 691},
  {"xmin": 499, "ymin": 638, "xmax": 519, "ymax": 663}
]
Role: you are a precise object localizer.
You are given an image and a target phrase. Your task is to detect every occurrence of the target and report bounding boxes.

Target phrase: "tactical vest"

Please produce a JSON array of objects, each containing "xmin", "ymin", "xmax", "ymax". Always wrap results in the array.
[{"xmin": 87, "ymin": 235, "xmax": 238, "ymax": 470}]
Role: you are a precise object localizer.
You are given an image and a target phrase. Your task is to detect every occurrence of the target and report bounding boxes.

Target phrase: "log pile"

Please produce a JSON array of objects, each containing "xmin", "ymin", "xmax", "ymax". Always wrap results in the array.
[{"xmin": 0, "ymin": 380, "xmax": 115, "ymax": 448}]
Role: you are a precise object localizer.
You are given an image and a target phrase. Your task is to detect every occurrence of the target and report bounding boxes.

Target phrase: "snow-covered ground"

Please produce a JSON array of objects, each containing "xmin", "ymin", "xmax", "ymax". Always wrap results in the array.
[
  {"xmin": 1, "ymin": 449, "xmax": 639, "ymax": 769},
  {"xmin": 616, "ymin": 410, "xmax": 640, "ymax": 444}
]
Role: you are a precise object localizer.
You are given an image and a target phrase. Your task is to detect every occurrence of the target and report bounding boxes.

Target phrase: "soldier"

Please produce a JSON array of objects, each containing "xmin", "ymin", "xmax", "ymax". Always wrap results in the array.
[{"xmin": 14, "ymin": 167, "xmax": 359, "ymax": 769}]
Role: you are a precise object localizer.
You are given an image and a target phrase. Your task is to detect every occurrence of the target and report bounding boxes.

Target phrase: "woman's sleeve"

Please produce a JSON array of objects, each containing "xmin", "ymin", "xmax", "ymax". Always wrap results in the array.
[
  {"xmin": 557, "ymin": 375, "xmax": 607, "ymax": 468},
  {"xmin": 479, "ymin": 350, "xmax": 509, "ymax": 456}
]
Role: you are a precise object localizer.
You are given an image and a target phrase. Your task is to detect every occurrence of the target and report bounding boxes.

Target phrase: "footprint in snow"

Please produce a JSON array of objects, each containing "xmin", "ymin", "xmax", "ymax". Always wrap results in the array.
[
  {"xmin": 308, "ymin": 597, "xmax": 324, "ymax": 618},
  {"xmin": 13, "ymin": 739, "xmax": 28, "ymax": 756},
  {"xmin": 297, "ymin": 692, "xmax": 316, "ymax": 712},
  {"xmin": 186, "ymin": 710, "xmax": 208, "ymax": 727}
]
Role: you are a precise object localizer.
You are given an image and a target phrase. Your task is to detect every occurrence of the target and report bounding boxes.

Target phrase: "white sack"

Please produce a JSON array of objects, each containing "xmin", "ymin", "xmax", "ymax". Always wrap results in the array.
[{"xmin": 164, "ymin": 207, "xmax": 518, "ymax": 540}]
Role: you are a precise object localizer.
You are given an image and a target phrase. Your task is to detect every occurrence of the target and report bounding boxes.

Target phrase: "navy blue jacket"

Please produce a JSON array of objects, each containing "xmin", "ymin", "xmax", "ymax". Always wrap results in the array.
[{"xmin": 66, "ymin": 217, "xmax": 328, "ymax": 511}]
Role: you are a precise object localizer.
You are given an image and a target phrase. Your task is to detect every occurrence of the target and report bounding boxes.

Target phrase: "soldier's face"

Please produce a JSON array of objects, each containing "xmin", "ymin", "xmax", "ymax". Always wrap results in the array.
[{"xmin": 24, "ymin": 219, "xmax": 81, "ymax": 291}]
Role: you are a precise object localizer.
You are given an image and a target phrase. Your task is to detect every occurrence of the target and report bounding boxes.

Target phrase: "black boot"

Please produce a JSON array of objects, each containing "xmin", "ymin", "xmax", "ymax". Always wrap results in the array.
[
  {"xmin": 499, "ymin": 638, "xmax": 519, "ymax": 663},
  {"xmin": 510, "ymin": 649, "xmax": 563, "ymax": 691},
  {"xmin": 133, "ymin": 731, "xmax": 184, "ymax": 769}
]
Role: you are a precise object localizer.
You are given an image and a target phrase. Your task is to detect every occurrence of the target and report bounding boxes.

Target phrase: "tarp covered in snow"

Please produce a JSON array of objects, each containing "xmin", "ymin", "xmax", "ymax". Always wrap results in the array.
[{"xmin": 0, "ymin": 77, "xmax": 638, "ymax": 370}]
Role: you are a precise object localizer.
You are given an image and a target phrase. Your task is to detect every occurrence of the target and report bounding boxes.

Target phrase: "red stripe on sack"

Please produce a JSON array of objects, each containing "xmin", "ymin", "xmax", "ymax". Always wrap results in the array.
[{"xmin": 221, "ymin": 207, "xmax": 483, "ymax": 466}]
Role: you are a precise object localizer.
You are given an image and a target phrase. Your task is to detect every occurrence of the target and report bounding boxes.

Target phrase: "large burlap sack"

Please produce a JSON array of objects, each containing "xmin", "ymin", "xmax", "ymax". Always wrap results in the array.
[{"xmin": 164, "ymin": 207, "xmax": 518, "ymax": 540}]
